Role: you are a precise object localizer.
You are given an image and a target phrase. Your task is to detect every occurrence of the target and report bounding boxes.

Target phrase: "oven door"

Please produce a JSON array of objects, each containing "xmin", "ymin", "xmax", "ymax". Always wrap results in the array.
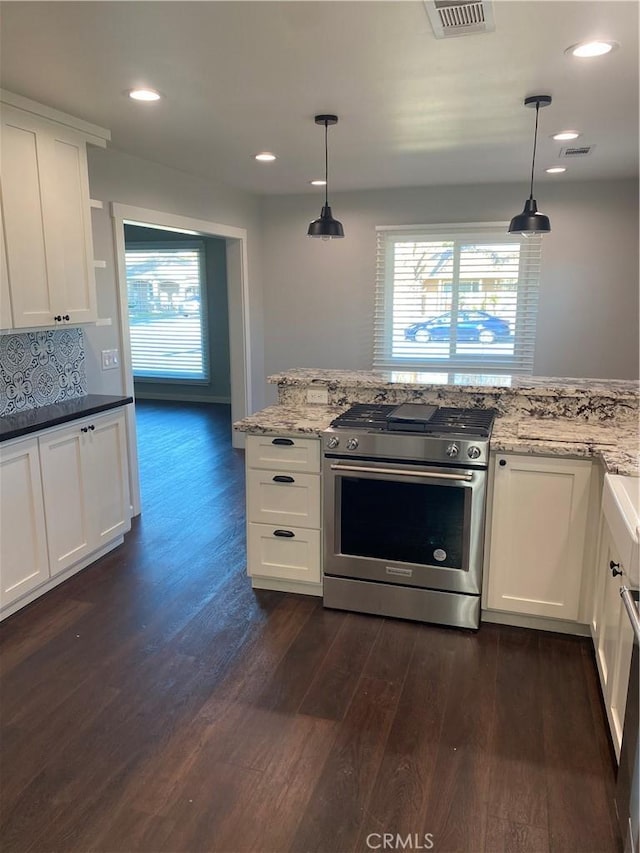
[{"xmin": 323, "ymin": 457, "xmax": 486, "ymax": 595}]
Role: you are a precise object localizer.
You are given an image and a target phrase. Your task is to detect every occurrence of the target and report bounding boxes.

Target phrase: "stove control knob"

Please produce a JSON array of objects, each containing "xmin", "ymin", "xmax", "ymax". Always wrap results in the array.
[
  {"xmin": 467, "ymin": 445, "xmax": 481, "ymax": 460},
  {"xmin": 346, "ymin": 437, "xmax": 359, "ymax": 451},
  {"xmin": 446, "ymin": 442, "xmax": 459, "ymax": 458},
  {"xmin": 327, "ymin": 435, "xmax": 340, "ymax": 449}
]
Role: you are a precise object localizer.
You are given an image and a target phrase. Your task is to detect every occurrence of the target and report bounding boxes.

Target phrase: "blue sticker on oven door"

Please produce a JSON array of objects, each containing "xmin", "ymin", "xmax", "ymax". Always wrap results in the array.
[{"xmin": 433, "ymin": 548, "xmax": 447, "ymax": 562}]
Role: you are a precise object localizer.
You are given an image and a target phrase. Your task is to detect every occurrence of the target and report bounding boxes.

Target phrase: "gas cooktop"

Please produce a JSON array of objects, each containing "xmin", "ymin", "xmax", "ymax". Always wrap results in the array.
[{"xmin": 330, "ymin": 403, "xmax": 496, "ymax": 439}]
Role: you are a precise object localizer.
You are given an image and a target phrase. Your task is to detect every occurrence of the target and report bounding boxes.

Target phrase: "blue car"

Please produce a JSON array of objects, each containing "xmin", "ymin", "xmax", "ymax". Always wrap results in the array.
[{"xmin": 404, "ymin": 310, "xmax": 511, "ymax": 345}]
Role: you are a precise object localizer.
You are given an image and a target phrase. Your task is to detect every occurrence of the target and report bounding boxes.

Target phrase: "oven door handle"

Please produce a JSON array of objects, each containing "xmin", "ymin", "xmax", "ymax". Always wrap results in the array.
[{"xmin": 330, "ymin": 463, "xmax": 474, "ymax": 482}]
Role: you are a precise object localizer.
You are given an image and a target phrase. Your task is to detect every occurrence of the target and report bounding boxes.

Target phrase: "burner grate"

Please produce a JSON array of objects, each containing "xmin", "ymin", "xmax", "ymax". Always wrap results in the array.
[
  {"xmin": 428, "ymin": 407, "xmax": 496, "ymax": 436},
  {"xmin": 330, "ymin": 403, "xmax": 496, "ymax": 437},
  {"xmin": 330, "ymin": 403, "xmax": 396, "ymax": 430}
]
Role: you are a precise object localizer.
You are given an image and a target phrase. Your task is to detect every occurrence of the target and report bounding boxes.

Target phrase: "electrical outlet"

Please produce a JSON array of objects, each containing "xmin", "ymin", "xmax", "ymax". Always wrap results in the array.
[
  {"xmin": 101, "ymin": 349, "xmax": 120, "ymax": 370},
  {"xmin": 306, "ymin": 388, "xmax": 329, "ymax": 404}
]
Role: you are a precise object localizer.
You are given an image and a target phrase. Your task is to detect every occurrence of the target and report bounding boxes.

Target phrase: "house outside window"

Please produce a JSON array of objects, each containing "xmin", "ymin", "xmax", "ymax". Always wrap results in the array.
[
  {"xmin": 374, "ymin": 223, "xmax": 542, "ymax": 375},
  {"xmin": 125, "ymin": 242, "xmax": 209, "ymax": 382}
]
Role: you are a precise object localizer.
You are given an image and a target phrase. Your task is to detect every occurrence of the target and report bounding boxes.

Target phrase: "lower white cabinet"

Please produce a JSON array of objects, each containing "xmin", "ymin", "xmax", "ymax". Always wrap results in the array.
[
  {"xmin": 592, "ymin": 519, "xmax": 634, "ymax": 759},
  {"xmin": 39, "ymin": 411, "xmax": 130, "ymax": 576},
  {"xmin": 247, "ymin": 523, "xmax": 321, "ymax": 583},
  {"xmin": 0, "ymin": 437, "xmax": 49, "ymax": 607},
  {"xmin": 245, "ymin": 434, "xmax": 322, "ymax": 590},
  {"xmin": 485, "ymin": 454, "xmax": 592, "ymax": 620},
  {"xmin": 0, "ymin": 408, "xmax": 130, "ymax": 616}
]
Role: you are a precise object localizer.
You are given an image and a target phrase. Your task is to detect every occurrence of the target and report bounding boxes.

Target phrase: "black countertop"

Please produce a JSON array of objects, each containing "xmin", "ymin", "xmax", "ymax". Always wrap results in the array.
[{"xmin": 0, "ymin": 395, "xmax": 133, "ymax": 442}]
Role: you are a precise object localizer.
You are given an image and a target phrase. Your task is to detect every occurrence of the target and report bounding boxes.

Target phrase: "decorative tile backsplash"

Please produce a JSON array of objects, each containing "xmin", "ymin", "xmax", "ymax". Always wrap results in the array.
[{"xmin": 0, "ymin": 328, "xmax": 87, "ymax": 416}]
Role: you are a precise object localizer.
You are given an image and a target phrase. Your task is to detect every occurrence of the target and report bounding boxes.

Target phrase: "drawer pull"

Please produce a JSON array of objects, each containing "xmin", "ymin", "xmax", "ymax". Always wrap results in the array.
[
  {"xmin": 273, "ymin": 529, "xmax": 295, "ymax": 538},
  {"xmin": 273, "ymin": 475, "xmax": 295, "ymax": 483},
  {"xmin": 272, "ymin": 438, "xmax": 294, "ymax": 446}
]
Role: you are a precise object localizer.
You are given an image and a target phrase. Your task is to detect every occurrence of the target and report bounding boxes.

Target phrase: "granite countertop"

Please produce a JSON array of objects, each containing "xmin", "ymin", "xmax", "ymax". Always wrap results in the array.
[
  {"xmin": 234, "ymin": 404, "xmax": 639, "ymax": 477},
  {"xmin": 268, "ymin": 368, "xmax": 639, "ymax": 400},
  {"xmin": 0, "ymin": 394, "xmax": 133, "ymax": 442}
]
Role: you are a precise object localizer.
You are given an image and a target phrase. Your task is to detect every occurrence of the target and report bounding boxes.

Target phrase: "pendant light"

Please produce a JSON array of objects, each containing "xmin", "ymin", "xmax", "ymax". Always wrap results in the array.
[
  {"xmin": 307, "ymin": 114, "xmax": 344, "ymax": 239},
  {"xmin": 509, "ymin": 95, "xmax": 552, "ymax": 236}
]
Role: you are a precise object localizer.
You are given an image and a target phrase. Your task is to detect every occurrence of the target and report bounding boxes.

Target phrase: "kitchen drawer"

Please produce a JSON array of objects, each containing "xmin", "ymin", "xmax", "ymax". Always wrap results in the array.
[
  {"xmin": 247, "ymin": 469, "xmax": 320, "ymax": 528},
  {"xmin": 247, "ymin": 522, "xmax": 321, "ymax": 584},
  {"xmin": 246, "ymin": 434, "xmax": 320, "ymax": 473}
]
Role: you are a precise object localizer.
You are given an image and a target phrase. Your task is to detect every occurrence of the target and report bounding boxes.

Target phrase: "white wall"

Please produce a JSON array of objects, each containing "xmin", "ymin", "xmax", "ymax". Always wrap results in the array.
[
  {"xmin": 260, "ymin": 178, "xmax": 638, "ymax": 397},
  {"xmin": 84, "ymin": 146, "xmax": 266, "ymax": 411}
]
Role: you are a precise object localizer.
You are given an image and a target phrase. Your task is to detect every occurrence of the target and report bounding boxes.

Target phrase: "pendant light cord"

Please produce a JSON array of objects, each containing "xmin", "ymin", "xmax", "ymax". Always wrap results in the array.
[
  {"xmin": 324, "ymin": 121, "xmax": 329, "ymax": 207},
  {"xmin": 529, "ymin": 101, "xmax": 540, "ymax": 200}
]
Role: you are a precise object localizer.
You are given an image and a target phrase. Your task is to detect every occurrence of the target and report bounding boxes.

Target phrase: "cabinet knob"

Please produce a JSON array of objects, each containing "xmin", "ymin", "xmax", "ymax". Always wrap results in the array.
[
  {"xmin": 54, "ymin": 315, "xmax": 62, "ymax": 322},
  {"xmin": 610, "ymin": 561, "xmax": 624, "ymax": 577},
  {"xmin": 499, "ymin": 459, "xmax": 507, "ymax": 467},
  {"xmin": 88, "ymin": 424, "xmax": 95, "ymax": 431},
  {"xmin": 63, "ymin": 314, "xmax": 70, "ymax": 322},
  {"xmin": 81, "ymin": 426, "xmax": 89, "ymax": 433}
]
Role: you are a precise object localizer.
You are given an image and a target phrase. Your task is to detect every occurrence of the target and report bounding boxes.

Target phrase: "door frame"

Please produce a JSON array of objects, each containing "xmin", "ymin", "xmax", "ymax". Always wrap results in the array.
[{"xmin": 111, "ymin": 202, "xmax": 252, "ymax": 515}]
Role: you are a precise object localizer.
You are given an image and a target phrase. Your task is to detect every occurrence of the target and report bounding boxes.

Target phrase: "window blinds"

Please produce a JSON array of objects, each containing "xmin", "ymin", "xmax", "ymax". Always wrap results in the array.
[
  {"xmin": 125, "ymin": 243, "xmax": 208, "ymax": 382},
  {"xmin": 373, "ymin": 223, "xmax": 542, "ymax": 375}
]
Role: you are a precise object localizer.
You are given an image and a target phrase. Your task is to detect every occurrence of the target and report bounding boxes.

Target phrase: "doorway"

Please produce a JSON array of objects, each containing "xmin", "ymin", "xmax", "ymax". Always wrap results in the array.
[{"xmin": 111, "ymin": 203, "xmax": 252, "ymax": 515}]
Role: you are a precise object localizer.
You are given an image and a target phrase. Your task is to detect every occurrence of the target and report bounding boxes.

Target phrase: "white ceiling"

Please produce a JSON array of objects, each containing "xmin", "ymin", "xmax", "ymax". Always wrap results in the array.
[{"xmin": 0, "ymin": 1, "xmax": 638, "ymax": 195}]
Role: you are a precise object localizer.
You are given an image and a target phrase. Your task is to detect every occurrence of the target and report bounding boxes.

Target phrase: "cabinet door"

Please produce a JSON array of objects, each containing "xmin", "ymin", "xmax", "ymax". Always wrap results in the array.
[
  {"xmin": 0, "ymin": 438, "xmax": 49, "ymax": 607},
  {"xmin": 85, "ymin": 412, "xmax": 130, "ymax": 547},
  {"xmin": 486, "ymin": 455, "xmax": 592, "ymax": 620},
  {"xmin": 39, "ymin": 124, "xmax": 97, "ymax": 324},
  {"xmin": 247, "ymin": 469, "xmax": 320, "ymax": 528},
  {"xmin": 247, "ymin": 522, "xmax": 321, "ymax": 583},
  {"xmin": 246, "ymin": 435, "xmax": 321, "ymax": 473},
  {"xmin": 0, "ymin": 106, "xmax": 97, "ymax": 327},
  {"xmin": 0, "ymin": 108, "xmax": 56, "ymax": 327},
  {"xmin": 0, "ymin": 204, "xmax": 13, "ymax": 329},
  {"xmin": 39, "ymin": 423, "xmax": 92, "ymax": 575}
]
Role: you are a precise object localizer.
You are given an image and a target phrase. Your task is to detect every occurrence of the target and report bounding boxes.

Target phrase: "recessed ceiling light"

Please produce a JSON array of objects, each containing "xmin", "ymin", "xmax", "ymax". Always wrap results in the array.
[
  {"xmin": 552, "ymin": 131, "xmax": 580, "ymax": 141},
  {"xmin": 310, "ymin": 180, "xmax": 327, "ymax": 186},
  {"xmin": 255, "ymin": 152, "xmax": 276, "ymax": 162},
  {"xmin": 128, "ymin": 88, "xmax": 161, "ymax": 101},
  {"xmin": 566, "ymin": 40, "xmax": 618, "ymax": 58},
  {"xmin": 545, "ymin": 167, "xmax": 567, "ymax": 174}
]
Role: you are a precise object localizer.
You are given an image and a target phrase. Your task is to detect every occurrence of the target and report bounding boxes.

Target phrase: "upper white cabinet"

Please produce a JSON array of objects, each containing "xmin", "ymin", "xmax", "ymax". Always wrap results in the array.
[
  {"xmin": 485, "ymin": 454, "xmax": 592, "ymax": 621},
  {"xmin": 0, "ymin": 91, "xmax": 110, "ymax": 329}
]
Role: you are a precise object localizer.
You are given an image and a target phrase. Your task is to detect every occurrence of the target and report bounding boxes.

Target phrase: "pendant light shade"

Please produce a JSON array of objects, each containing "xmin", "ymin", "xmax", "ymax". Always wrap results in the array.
[
  {"xmin": 308, "ymin": 115, "xmax": 344, "ymax": 239},
  {"xmin": 509, "ymin": 95, "xmax": 552, "ymax": 236}
]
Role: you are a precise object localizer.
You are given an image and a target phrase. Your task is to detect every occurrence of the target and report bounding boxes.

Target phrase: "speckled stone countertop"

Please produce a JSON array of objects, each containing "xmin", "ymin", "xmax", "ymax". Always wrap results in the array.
[
  {"xmin": 234, "ymin": 405, "xmax": 639, "ymax": 476},
  {"xmin": 0, "ymin": 394, "xmax": 133, "ymax": 442},
  {"xmin": 269, "ymin": 369, "xmax": 639, "ymax": 400}
]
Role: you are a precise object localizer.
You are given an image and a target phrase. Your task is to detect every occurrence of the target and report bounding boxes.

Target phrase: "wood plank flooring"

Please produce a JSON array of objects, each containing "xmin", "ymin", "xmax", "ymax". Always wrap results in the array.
[{"xmin": 0, "ymin": 400, "xmax": 621, "ymax": 853}]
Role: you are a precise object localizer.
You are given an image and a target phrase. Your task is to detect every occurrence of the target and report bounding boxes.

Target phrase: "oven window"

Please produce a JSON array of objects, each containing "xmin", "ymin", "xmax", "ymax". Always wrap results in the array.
[{"xmin": 340, "ymin": 477, "xmax": 466, "ymax": 569}]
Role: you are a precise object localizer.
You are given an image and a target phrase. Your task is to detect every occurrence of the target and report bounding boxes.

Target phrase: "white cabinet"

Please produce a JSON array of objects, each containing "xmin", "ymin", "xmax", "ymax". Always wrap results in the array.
[
  {"xmin": 39, "ymin": 411, "xmax": 130, "ymax": 576},
  {"xmin": 245, "ymin": 435, "xmax": 322, "ymax": 592},
  {"xmin": 485, "ymin": 454, "xmax": 592, "ymax": 620},
  {"xmin": 593, "ymin": 519, "xmax": 634, "ymax": 759},
  {"xmin": 0, "ymin": 94, "xmax": 109, "ymax": 329},
  {"xmin": 0, "ymin": 438, "xmax": 49, "ymax": 607}
]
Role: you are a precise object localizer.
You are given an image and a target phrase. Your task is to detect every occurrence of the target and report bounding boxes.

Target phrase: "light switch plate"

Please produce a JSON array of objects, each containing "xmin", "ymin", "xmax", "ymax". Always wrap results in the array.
[
  {"xmin": 306, "ymin": 388, "xmax": 329, "ymax": 404},
  {"xmin": 101, "ymin": 349, "xmax": 120, "ymax": 370}
]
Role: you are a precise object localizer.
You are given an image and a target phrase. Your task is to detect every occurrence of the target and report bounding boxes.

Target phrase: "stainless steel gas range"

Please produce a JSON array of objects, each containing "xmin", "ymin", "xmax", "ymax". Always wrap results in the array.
[{"xmin": 322, "ymin": 402, "xmax": 496, "ymax": 629}]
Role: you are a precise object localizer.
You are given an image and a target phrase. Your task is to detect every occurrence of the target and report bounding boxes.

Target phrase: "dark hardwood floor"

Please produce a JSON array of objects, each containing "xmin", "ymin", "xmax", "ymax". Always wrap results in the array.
[{"xmin": 1, "ymin": 400, "xmax": 621, "ymax": 853}]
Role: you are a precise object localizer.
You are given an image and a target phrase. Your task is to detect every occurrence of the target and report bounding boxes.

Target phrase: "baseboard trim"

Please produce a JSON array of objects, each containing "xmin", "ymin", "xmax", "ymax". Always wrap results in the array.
[
  {"xmin": 250, "ymin": 576, "xmax": 323, "ymax": 597},
  {"xmin": 481, "ymin": 608, "xmax": 590, "ymax": 636},
  {"xmin": 134, "ymin": 391, "xmax": 231, "ymax": 404}
]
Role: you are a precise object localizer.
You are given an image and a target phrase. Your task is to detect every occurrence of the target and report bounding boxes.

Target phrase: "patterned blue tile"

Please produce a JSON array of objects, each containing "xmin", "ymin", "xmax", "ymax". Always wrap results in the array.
[{"xmin": 0, "ymin": 328, "xmax": 87, "ymax": 416}]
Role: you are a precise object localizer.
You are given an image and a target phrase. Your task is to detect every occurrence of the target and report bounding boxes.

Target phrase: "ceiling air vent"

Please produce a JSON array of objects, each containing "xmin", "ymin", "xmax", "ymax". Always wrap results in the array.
[
  {"xmin": 560, "ymin": 145, "xmax": 595, "ymax": 158},
  {"xmin": 424, "ymin": 0, "xmax": 495, "ymax": 38}
]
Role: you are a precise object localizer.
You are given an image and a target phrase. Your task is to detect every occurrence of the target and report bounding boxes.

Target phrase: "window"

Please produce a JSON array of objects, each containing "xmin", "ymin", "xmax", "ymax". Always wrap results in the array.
[
  {"xmin": 125, "ymin": 242, "xmax": 209, "ymax": 382},
  {"xmin": 374, "ymin": 223, "xmax": 542, "ymax": 374}
]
